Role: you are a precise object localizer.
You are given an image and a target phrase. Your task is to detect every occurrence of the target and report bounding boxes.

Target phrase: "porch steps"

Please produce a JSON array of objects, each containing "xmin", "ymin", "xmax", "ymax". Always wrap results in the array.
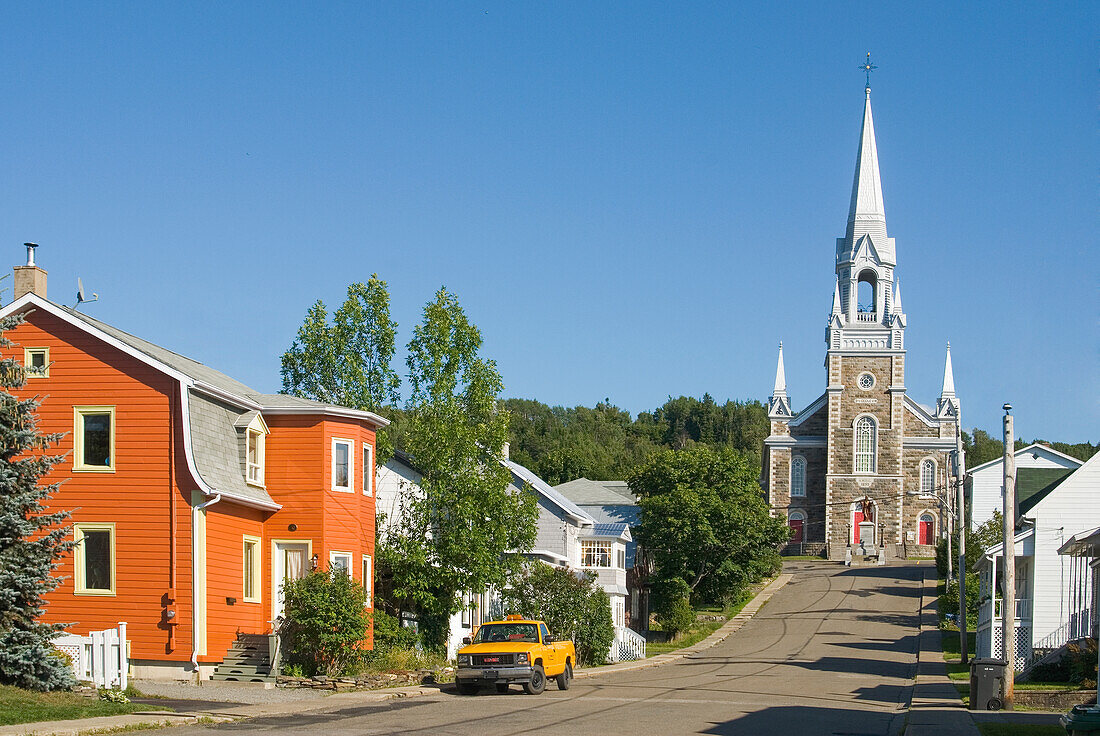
[{"xmin": 210, "ymin": 634, "xmax": 275, "ymax": 683}]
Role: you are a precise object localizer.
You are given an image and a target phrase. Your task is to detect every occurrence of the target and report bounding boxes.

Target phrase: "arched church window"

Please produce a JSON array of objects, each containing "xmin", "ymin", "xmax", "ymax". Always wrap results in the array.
[
  {"xmin": 790, "ymin": 456, "xmax": 806, "ymax": 497},
  {"xmin": 920, "ymin": 459, "xmax": 936, "ymax": 497},
  {"xmin": 854, "ymin": 416, "xmax": 876, "ymax": 473},
  {"xmin": 857, "ymin": 270, "xmax": 877, "ymax": 314}
]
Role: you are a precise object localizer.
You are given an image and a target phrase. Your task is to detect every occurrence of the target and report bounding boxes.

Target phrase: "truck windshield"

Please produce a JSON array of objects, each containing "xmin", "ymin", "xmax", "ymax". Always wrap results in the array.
[{"xmin": 473, "ymin": 623, "xmax": 539, "ymax": 643}]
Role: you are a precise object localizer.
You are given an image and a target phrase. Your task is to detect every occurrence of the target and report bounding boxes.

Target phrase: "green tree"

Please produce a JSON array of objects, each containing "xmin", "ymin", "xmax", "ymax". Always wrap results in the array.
[
  {"xmin": 0, "ymin": 313, "xmax": 74, "ymax": 691},
  {"xmin": 281, "ymin": 570, "xmax": 368, "ymax": 677},
  {"xmin": 631, "ymin": 447, "xmax": 787, "ymax": 607},
  {"xmin": 280, "ymin": 275, "xmax": 400, "ymax": 460},
  {"xmin": 502, "ymin": 563, "xmax": 614, "ymax": 667},
  {"xmin": 383, "ymin": 288, "xmax": 537, "ymax": 650}
]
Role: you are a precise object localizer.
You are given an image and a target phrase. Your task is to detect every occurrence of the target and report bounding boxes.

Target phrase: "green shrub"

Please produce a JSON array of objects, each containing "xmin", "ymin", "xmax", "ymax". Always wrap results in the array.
[
  {"xmin": 502, "ymin": 563, "xmax": 614, "ymax": 666},
  {"xmin": 655, "ymin": 596, "xmax": 695, "ymax": 636},
  {"xmin": 1033, "ymin": 638, "xmax": 1099, "ymax": 686},
  {"xmin": 371, "ymin": 610, "xmax": 420, "ymax": 652},
  {"xmin": 281, "ymin": 570, "xmax": 368, "ymax": 677},
  {"xmin": 939, "ymin": 576, "xmax": 981, "ymax": 628}
]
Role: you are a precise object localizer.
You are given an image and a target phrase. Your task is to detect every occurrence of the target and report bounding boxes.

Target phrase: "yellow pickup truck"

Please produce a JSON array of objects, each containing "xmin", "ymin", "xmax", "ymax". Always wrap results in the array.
[{"xmin": 455, "ymin": 615, "xmax": 576, "ymax": 695}]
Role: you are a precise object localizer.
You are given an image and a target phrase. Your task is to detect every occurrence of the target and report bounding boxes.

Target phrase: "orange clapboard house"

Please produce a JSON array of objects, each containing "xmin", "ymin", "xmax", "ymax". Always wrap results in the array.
[{"xmin": 0, "ymin": 250, "xmax": 387, "ymax": 680}]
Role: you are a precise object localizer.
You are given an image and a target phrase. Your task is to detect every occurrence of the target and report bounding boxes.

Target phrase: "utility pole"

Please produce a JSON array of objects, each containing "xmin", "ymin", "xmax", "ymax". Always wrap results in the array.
[
  {"xmin": 1001, "ymin": 403, "xmax": 1016, "ymax": 709},
  {"xmin": 955, "ymin": 399, "xmax": 968, "ymax": 665},
  {"xmin": 946, "ymin": 482, "xmax": 954, "ymax": 582}
]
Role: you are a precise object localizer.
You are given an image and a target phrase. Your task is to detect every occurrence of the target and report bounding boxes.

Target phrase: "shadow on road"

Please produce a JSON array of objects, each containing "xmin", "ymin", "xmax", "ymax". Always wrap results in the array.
[{"xmin": 699, "ymin": 704, "xmax": 904, "ymax": 736}]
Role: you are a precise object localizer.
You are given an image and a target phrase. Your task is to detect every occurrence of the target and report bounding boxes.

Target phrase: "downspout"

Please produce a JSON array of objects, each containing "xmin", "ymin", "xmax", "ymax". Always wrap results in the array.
[
  {"xmin": 168, "ymin": 389, "xmax": 177, "ymax": 652},
  {"xmin": 191, "ymin": 493, "xmax": 222, "ymax": 669}
]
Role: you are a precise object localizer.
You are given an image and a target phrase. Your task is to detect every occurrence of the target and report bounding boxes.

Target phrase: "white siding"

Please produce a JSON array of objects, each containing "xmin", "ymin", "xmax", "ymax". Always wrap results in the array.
[
  {"xmin": 1028, "ymin": 454, "xmax": 1100, "ymax": 643},
  {"xmin": 969, "ymin": 446, "xmax": 1081, "ymax": 530},
  {"xmin": 375, "ymin": 459, "xmax": 423, "ymax": 535}
]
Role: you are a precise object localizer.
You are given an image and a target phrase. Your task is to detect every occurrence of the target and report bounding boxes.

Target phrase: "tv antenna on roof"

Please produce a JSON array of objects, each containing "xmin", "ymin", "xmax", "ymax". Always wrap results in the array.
[{"xmin": 74, "ymin": 277, "xmax": 99, "ymax": 310}]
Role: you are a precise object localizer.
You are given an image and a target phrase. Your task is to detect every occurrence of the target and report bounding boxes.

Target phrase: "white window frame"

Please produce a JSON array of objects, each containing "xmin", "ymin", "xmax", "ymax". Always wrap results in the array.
[
  {"xmin": 853, "ymin": 415, "xmax": 877, "ymax": 474},
  {"xmin": 331, "ymin": 438, "xmax": 353, "ymax": 492},
  {"xmin": 361, "ymin": 554, "xmax": 373, "ymax": 608},
  {"xmin": 247, "ymin": 429, "xmax": 265, "ymax": 487},
  {"xmin": 74, "ymin": 523, "xmax": 116, "ymax": 596},
  {"xmin": 581, "ymin": 540, "xmax": 613, "ymax": 568},
  {"xmin": 73, "ymin": 406, "xmax": 116, "ymax": 472},
  {"xmin": 919, "ymin": 458, "xmax": 936, "ymax": 498},
  {"xmin": 362, "ymin": 443, "xmax": 373, "ymax": 496},
  {"xmin": 790, "ymin": 455, "xmax": 806, "ymax": 497},
  {"xmin": 329, "ymin": 551, "xmax": 352, "ymax": 577},
  {"xmin": 243, "ymin": 535, "xmax": 262, "ymax": 602},
  {"xmin": 24, "ymin": 347, "xmax": 49, "ymax": 378}
]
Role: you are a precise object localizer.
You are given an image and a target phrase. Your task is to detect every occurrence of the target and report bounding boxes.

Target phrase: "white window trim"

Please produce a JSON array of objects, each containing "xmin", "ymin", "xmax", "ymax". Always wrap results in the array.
[
  {"xmin": 246, "ymin": 429, "xmax": 266, "ymax": 488},
  {"xmin": 24, "ymin": 347, "xmax": 49, "ymax": 378},
  {"xmin": 919, "ymin": 457, "xmax": 937, "ymax": 498},
  {"xmin": 74, "ymin": 523, "xmax": 116, "ymax": 596},
  {"xmin": 581, "ymin": 540, "xmax": 613, "ymax": 568},
  {"xmin": 243, "ymin": 535, "xmax": 262, "ymax": 603},
  {"xmin": 73, "ymin": 406, "xmax": 116, "ymax": 472},
  {"xmin": 362, "ymin": 554, "xmax": 373, "ymax": 608},
  {"xmin": 329, "ymin": 551, "xmax": 353, "ymax": 577},
  {"xmin": 790, "ymin": 455, "xmax": 806, "ymax": 497},
  {"xmin": 362, "ymin": 443, "xmax": 373, "ymax": 496},
  {"xmin": 853, "ymin": 414, "xmax": 877, "ymax": 475},
  {"xmin": 331, "ymin": 438, "xmax": 354, "ymax": 493},
  {"xmin": 787, "ymin": 509, "xmax": 806, "ymax": 522}
]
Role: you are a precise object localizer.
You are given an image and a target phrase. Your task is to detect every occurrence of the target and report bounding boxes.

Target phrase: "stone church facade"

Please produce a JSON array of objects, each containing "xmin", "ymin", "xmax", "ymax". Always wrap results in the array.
[{"xmin": 761, "ymin": 85, "xmax": 962, "ymax": 560}]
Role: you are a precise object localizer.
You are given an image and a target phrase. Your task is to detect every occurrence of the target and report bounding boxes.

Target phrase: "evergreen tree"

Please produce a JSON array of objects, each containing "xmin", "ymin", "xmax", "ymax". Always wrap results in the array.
[{"xmin": 0, "ymin": 313, "xmax": 74, "ymax": 691}]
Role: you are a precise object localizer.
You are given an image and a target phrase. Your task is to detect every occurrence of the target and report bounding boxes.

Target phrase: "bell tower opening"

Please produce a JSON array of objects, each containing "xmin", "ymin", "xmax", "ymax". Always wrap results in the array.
[{"xmin": 856, "ymin": 270, "xmax": 878, "ymax": 321}]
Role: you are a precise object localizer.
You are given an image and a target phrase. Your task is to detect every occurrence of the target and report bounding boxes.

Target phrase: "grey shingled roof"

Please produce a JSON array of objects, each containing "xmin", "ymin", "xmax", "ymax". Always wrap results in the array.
[
  {"xmin": 188, "ymin": 394, "xmax": 277, "ymax": 507},
  {"xmin": 554, "ymin": 477, "xmax": 638, "ymax": 505},
  {"xmin": 59, "ymin": 306, "xmax": 384, "ymax": 421}
]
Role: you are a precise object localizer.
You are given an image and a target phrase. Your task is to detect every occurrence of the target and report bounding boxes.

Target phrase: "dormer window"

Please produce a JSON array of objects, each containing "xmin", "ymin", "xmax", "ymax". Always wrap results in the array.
[
  {"xmin": 247, "ymin": 429, "xmax": 265, "ymax": 486},
  {"xmin": 237, "ymin": 412, "xmax": 269, "ymax": 488},
  {"xmin": 24, "ymin": 347, "xmax": 49, "ymax": 378}
]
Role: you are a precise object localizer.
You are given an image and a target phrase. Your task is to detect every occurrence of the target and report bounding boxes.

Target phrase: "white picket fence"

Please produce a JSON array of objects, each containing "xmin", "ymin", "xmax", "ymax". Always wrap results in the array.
[{"xmin": 53, "ymin": 622, "xmax": 128, "ymax": 689}]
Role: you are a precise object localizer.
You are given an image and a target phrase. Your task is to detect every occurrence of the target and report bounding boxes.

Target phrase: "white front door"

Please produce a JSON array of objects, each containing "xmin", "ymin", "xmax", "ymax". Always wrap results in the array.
[{"xmin": 272, "ymin": 542, "xmax": 309, "ymax": 618}]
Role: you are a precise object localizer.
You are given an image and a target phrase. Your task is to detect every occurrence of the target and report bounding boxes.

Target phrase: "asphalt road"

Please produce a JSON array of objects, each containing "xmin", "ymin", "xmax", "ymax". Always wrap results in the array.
[{"xmin": 177, "ymin": 561, "xmax": 925, "ymax": 736}]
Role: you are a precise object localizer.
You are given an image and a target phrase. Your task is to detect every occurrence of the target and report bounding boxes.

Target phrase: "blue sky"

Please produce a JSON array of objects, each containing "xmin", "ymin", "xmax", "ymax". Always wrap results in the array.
[{"xmin": 0, "ymin": 2, "xmax": 1095, "ymax": 442}]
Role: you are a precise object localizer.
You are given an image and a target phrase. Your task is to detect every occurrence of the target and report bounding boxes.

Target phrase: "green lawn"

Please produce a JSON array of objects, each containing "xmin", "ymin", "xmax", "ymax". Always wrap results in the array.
[
  {"xmin": 976, "ymin": 725, "xmax": 1066, "ymax": 736},
  {"xmin": 0, "ymin": 685, "xmax": 162, "ymax": 726},
  {"xmin": 645, "ymin": 587, "xmax": 761, "ymax": 657}
]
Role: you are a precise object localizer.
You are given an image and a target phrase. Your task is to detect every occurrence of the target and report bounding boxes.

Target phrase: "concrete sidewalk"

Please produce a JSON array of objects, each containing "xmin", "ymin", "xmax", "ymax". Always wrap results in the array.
[{"xmin": 904, "ymin": 567, "xmax": 980, "ymax": 736}]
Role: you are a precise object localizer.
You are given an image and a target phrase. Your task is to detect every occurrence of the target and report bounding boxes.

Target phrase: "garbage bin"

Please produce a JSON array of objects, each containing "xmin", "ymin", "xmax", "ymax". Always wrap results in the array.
[
  {"xmin": 1062, "ymin": 705, "xmax": 1100, "ymax": 735},
  {"xmin": 969, "ymin": 657, "xmax": 1007, "ymax": 710}
]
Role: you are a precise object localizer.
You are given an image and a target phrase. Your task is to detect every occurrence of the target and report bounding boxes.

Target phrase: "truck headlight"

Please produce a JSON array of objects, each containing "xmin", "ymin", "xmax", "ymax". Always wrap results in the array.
[
  {"xmin": 516, "ymin": 653, "xmax": 528, "ymax": 664},
  {"xmin": 457, "ymin": 654, "xmax": 470, "ymax": 666}
]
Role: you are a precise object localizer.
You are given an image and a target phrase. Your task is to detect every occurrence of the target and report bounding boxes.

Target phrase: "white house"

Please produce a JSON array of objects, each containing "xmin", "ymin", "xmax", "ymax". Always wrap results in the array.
[
  {"xmin": 968, "ymin": 443, "xmax": 1082, "ymax": 531},
  {"xmin": 974, "ymin": 452, "xmax": 1100, "ymax": 670},
  {"xmin": 376, "ymin": 451, "xmax": 642, "ymax": 660}
]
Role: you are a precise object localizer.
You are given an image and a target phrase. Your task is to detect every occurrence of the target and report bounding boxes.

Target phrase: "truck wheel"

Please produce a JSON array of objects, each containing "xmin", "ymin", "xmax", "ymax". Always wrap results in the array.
[
  {"xmin": 457, "ymin": 683, "xmax": 479, "ymax": 696},
  {"xmin": 523, "ymin": 665, "xmax": 546, "ymax": 695},
  {"xmin": 495, "ymin": 683, "xmax": 509, "ymax": 694},
  {"xmin": 556, "ymin": 663, "xmax": 572, "ymax": 690}
]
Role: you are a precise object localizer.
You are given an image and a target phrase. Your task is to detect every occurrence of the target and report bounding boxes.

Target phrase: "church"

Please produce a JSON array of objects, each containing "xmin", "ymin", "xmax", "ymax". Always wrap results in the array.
[{"xmin": 761, "ymin": 81, "xmax": 962, "ymax": 560}]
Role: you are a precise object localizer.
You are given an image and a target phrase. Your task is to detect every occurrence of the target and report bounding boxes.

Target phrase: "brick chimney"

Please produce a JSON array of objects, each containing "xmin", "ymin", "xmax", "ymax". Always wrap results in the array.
[{"xmin": 14, "ymin": 243, "xmax": 46, "ymax": 300}]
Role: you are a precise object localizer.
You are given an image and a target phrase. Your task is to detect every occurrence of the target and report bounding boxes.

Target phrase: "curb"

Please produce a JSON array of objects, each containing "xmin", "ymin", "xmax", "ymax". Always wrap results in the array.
[{"xmin": 572, "ymin": 572, "xmax": 794, "ymax": 680}]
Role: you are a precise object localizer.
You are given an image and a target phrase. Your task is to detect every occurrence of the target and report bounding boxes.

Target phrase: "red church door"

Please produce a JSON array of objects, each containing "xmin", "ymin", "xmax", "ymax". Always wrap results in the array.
[
  {"xmin": 919, "ymin": 515, "xmax": 934, "ymax": 545},
  {"xmin": 853, "ymin": 511, "xmax": 864, "ymax": 544},
  {"xmin": 789, "ymin": 518, "xmax": 804, "ymax": 543}
]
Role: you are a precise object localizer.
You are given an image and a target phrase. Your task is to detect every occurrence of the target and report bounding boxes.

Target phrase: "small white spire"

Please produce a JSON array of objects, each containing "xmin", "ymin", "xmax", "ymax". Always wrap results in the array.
[
  {"xmin": 941, "ymin": 342, "xmax": 955, "ymax": 397},
  {"xmin": 892, "ymin": 279, "xmax": 903, "ymax": 314},
  {"xmin": 773, "ymin": 342, "xmax": 787, "ymax": 395},
  {"xmin": 831, "ymin": 281, "xmax": 842, "ymax": 314},
  {"xmin": 769, "ymin": 341, "xmax": 792, "ymax": 420}
]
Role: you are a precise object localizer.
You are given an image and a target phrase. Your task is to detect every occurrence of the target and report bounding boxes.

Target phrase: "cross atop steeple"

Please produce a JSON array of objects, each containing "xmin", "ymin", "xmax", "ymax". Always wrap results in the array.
[{"xmin": 859, "ymin": 52, "xmax": 878, "ymax": 91}]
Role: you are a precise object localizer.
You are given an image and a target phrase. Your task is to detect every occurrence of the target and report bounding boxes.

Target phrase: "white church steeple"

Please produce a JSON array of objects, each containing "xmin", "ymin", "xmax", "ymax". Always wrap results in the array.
[{"xmin": 828, "ymin": 84, "xmax": 903, "ymax": 353}]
